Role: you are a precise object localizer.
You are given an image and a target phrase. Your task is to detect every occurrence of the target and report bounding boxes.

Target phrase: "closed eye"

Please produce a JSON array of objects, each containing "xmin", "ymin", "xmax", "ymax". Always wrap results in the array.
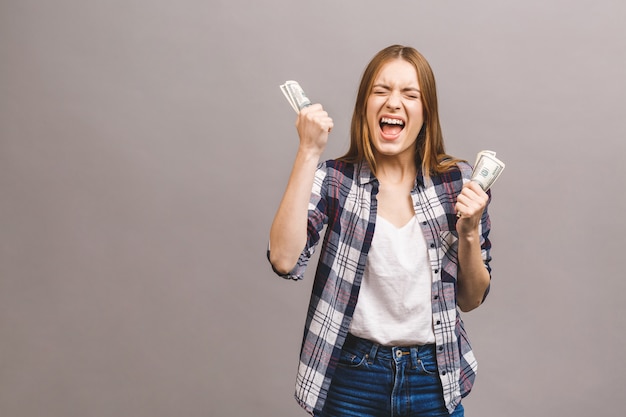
[{"xmin": 403, "ymin": 89, "xmax": 421, "ymax": 100}]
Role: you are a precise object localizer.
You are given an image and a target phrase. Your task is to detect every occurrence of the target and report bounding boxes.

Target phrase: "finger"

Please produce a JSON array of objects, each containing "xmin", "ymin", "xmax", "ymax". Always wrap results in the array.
[
  {"xmin": 455, "ymin": 201, "xmax": 470, "ymax": 218},
  {"xmin": 324, "ymin": 118, "xmax": 334, "ymax": 133},
  {"xmin": 455, "ymin": 198, "xmax": 485, "ymax": 220},
  {"xmin": 309, "ymin": 113, "xmax": 332, "ymax": 133},
  {"xmin": 300, "ymin": 103, "xmax": 322, "ymax": 113},
  {"xmin": 466, "ymin": 180, "xmax": 488, "ymax": 198},
  {"xmin": 455, "ymin": 189, "xmax": 483, "ymax": 217},
  {"xmin": 459, "ymin": 183, "xmax": 480, "ymax": 200},
  {"xmin": 459, "ymin": 184, "xmax": 488, "ymax": 207}
]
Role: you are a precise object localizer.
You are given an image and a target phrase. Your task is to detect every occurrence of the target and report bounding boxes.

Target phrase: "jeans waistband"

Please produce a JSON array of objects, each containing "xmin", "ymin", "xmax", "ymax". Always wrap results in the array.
[{"xmin": 344, "ymin": 333, "xmax": 436, "ymax": 362}]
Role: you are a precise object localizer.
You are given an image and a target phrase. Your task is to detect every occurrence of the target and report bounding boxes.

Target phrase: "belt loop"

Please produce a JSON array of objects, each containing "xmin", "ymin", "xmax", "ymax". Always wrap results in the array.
[
  {"xmin": 410, "ymin": 347, "xmax": 419, "ymax": 369},
  {"xmin": 367, "ymin": 342, "xmax": 379, "ymax": 364}
]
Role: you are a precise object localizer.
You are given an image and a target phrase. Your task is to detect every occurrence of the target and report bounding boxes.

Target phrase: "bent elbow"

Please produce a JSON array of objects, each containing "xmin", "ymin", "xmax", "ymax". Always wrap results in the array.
[
  {"xmin": 271, "ymin": 260, "xmax": 296, "ymax": 276},
  {"xmin": 268, "ymin": 252, "xmax": 297, "ymax": 276},
  {"xmin": 458, "ymin": 288, "xmax": 489, "ymax": 312},
  {"xmin": 458, "ymin": 299, "xmax": 482, "ymax": 313}
]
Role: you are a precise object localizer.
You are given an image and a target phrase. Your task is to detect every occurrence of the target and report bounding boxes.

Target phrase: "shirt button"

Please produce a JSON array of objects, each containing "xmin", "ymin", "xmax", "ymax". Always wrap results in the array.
[
  {"xmin": 430, "ymin": 243, "xmax": 435, "ymax": 248},
  {"xmin": 442, "ymin": 371, "xmax": 447, "ymax": 375},
  {"xmin": 434, "ymin": 269, "xmax": 439, "ymax": 274},
  {"xmin": 422, "ymin": 221, "xmax": 427, "ymax": 225},
  {"xmin": 438, "ymin": 346, "xmax": 443, "ymax": 351},
  {"xmin": 436, "ymin": 320, "xmax": 441, "ymax": 325},
  {"xmin": 434, "ymin": 295, "xmax": 439, "ymax": 300}
]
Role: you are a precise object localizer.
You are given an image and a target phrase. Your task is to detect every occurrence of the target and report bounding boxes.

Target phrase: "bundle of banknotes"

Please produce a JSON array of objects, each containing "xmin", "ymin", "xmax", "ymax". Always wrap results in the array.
[
  {"xmin": 280, "ymin": 81, "xmax": 505, "ymax": 190},
  {"xmin": 470, "ymin": 150, "xmax": 505, "ymax": 191},
  {"xmin": 280, "ymin": 80, "xmax": 311, "ymax": 113}
]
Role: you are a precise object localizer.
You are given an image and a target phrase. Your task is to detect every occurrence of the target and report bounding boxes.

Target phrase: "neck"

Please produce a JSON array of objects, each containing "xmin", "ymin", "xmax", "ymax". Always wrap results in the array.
[{"xmin": 375, "ymin": 154, "xmax": 417, "ymax": 185}]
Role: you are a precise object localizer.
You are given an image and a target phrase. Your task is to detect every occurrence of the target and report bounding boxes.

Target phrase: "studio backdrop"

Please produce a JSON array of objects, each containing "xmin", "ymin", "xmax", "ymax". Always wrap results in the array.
[{"xmin": 1, "ymin": 1, "xmax": 625, "ymax": 416}]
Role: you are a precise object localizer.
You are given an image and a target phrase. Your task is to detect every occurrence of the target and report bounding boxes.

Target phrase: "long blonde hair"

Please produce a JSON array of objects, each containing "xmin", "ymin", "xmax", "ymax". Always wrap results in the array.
[{"xmin": 340, "ymin": 45, "xmax": 461, "ymax": 177}]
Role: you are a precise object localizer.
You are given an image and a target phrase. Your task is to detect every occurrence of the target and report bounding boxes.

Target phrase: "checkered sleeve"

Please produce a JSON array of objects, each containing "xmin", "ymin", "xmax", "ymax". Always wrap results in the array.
[{"xmin": 267, "ymin": 162, "xmax": 329, "ymax": 281}]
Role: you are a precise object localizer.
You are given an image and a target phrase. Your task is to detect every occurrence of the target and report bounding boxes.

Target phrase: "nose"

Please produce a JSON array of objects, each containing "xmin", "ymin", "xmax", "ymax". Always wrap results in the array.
[{"xmin": 385, "ymin": 91, "xmax": 401, "ymax": 110}]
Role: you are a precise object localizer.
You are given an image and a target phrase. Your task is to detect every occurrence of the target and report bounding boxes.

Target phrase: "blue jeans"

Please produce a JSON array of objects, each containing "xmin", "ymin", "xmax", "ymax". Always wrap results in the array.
[{"xmin": 318, "ymin": 334, "xmax": 464, "ymax": 417}]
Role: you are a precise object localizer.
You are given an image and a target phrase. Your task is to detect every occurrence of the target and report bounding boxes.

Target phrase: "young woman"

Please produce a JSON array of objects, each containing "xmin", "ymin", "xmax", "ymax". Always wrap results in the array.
[{"xmin": 268, "ymin": 45, "xmax": 492, "ymax": 417}]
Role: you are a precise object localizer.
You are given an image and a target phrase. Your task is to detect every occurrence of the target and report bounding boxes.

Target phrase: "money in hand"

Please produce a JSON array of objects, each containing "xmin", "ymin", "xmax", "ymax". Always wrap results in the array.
[
  {"xmin": 280, "ymin": 80, "xmax": 312, "ymax": 113},
  {"xmin": 470, "ymin": 150, "xmax": 505, "ymax": 191}
]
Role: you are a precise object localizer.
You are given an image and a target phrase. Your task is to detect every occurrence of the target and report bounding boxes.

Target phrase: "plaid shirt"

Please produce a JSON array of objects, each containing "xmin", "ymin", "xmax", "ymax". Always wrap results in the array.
[{"xmin": 269, "ymin": 159, "xmax": 492, "ymax": 415}]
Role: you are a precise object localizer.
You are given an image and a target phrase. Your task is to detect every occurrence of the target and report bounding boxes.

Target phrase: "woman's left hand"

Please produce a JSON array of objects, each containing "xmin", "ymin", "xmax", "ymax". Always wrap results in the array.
[{"xmin": 455, "ymin": 181, "xmax": 488, "ymax": 235}]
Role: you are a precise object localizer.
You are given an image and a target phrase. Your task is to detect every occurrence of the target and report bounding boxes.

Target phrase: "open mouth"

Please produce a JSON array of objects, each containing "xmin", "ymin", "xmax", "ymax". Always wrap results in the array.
[{"xmin": 379, "ymin": 116, "xmax": 405, "ymax": 136}]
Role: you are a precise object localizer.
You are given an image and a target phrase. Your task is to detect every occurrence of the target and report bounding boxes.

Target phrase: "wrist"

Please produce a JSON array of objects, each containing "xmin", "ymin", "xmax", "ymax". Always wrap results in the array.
[
  {"xmin": 458, "ymin": 229, "xmax": 480, "ymax": 242},
  {"xmin": 296, "ymin": 146, "xmax": 323, "ymax": 162}
]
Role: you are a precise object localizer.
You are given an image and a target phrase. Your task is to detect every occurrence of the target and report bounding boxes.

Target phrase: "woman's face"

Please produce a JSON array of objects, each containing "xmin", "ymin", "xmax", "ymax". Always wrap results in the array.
[{"xmin": 366, "ymin": 59, "xmax": 424, "ymax": 160}]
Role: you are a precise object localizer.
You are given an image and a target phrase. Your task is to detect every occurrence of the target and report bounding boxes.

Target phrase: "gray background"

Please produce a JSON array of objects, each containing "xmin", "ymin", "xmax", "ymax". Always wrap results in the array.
[{"xmin": 1, "ymin": 0, "xmax": 625, "ymax": 416}]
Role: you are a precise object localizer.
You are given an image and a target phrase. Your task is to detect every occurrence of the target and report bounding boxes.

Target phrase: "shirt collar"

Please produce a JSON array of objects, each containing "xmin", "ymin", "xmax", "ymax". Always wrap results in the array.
[
  {"xmin": 357, "ymin": 160, "xmax": 427, "ymax": 188},
  {"xmin": 357, "ymin": 161, "xmax": 377, "ymax": 185}
]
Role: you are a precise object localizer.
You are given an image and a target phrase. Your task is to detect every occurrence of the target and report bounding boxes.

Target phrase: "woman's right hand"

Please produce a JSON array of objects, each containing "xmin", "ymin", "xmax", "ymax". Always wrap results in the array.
[
  {"xmin": 269, "ymin": 104, "xmax": 332, "ymax": 274},
  {"xmin": 296, "ymin": 104, "xmax": 333, "ymax": 155}
]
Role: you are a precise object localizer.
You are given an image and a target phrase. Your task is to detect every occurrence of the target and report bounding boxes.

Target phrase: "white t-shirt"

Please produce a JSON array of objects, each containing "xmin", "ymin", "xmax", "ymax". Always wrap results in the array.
[{"xmin": 349, "ymin": 215, "xmax": 436, "ymax": 346}]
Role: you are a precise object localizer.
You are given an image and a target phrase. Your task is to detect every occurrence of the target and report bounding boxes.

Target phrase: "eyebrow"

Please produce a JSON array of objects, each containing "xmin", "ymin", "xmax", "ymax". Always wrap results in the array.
[{"xmin": 372, "ymin": 83, "xmax": 421, "ymax": 93}]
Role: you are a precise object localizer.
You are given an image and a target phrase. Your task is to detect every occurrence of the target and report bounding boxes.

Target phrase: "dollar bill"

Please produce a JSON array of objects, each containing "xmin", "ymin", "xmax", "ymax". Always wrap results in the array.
[
  {"xmin": 470, "ymin": 150, "xmax": 505, "ymax": 191},
  {"xmin": 280, "ymin": 80, "xmax": 312, "ymax": 113}
]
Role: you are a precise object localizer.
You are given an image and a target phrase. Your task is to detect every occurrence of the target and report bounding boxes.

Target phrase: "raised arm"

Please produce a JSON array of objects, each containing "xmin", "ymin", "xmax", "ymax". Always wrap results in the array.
[
  {"xmin": 269, "ymin": 104, "xmax": 333, "ymax": 274},
  {"xmin": 454, "ymin": 181, "xmax": 492, "ymax": 312}
]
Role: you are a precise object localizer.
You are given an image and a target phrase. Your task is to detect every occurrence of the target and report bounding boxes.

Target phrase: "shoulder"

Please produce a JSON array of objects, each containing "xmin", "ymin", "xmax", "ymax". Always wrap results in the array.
[
  {"xmin": 456, "ymin": 160, "xmax": 473, "ymax": 180},
  {"xmin": 432, "ymin": 161, "xmax": 472, "ymax": 186},
  {"xmin": 317, "ymin": 159, "xmax": 359, "ymax": 182}
]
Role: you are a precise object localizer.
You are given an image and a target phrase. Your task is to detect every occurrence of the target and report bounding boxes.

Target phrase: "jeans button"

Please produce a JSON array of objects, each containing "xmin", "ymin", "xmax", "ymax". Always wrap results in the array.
[{"xmin": 396, "ymin": 350, "xmax": 402, "ymax": 358}]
